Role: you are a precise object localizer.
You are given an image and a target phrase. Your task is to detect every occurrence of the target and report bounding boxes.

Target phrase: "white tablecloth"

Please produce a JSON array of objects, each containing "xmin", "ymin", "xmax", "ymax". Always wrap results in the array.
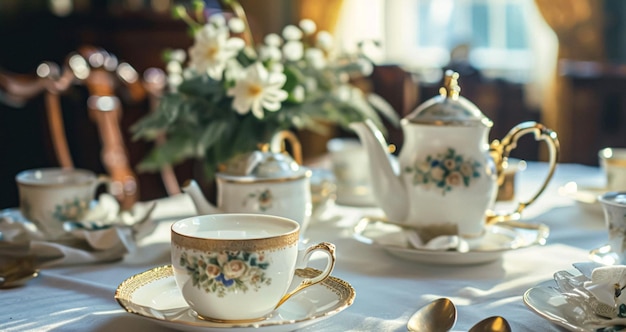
[{"xmin": 0, "ymin": 162, "xmax": 610, "ymax": 331}]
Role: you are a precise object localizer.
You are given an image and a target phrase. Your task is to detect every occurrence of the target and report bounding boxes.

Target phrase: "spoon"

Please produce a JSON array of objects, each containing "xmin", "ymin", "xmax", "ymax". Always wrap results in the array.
[
  {"xmin": 468, "ymin": 316, "xmax": 511, "ymax": 332},
  {"xmin": 407, "ymin": 298, "xmax": 457, "ymax": 332}
]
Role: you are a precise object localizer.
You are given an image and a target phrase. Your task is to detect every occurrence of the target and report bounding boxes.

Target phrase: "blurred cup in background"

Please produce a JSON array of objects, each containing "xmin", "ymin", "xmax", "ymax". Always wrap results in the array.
[{"xmin": 599, "ymin": 147, "xmax": 626, "ymax": 191}]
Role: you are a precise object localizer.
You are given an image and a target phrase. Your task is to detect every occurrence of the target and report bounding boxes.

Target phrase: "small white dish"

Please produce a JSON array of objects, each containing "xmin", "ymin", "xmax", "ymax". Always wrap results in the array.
[
  {"xmin": 524, "ymin": 286, "xmax": 593, "ymax": 332},
  {"xmin": 558, "ymin": 181, "xmax": 606, "ymax": 215},
  {"xmin": 115, "ymin": 265, "xmax": 356, "ymax": 332},
  {"xmin": 524, "ymin": 265, "xmax": 626, "ymax": 332},
  {"xmin": 589, "ymin": 243, "xmax": 623, "ymax": 266},
  {"xmin": 352, "ymin": 217, "xmax": 549, "ymax": 265}
]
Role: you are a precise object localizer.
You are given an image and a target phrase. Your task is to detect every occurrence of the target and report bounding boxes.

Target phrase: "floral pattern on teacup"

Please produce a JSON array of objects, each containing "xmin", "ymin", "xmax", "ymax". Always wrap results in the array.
[
  {"xmin": 405, "ymin": 148, "xmax": 481, "ymax": 195},
  {"xmin": 179, "ymin": 250, "xmax": 272, "ymax": 297},
  {"xmin": 243, "ymin": 189, "xmax": 273, "ymax": 211},
  {"xmin": 52, "ymin": 197, "xmax": 91, "ymax": 222}
]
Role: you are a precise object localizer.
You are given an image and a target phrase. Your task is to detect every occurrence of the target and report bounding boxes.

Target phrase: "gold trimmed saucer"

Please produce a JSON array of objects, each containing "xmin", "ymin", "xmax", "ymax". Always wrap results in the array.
[
  {"xmin": 353, "ymin": 217, "xmax": 549, "ymax": 265},
  {"xmin": 115, "ymin": 265, "xmax": 355, "ymax": 332}
]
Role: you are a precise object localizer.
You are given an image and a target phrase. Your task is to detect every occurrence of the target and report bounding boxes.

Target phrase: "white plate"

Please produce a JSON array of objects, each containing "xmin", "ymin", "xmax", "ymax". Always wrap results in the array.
[
  {"xmin": 352, "ymin": 217, "xmax": 549, "ymax": 265},
  {"xmin": 524, "ymin": 286, "xmax": 592, "ymax": 332},
  {"xmin": 523, "ymin": 272, "xmax": 626, "ymax": 331},
  {"xmin": 115, "ymin": 265, "xmax": 355, "ymax": 332},
  {"xmin": 558, "ymin": 181, "xmax": 606, "ymax": 215}
]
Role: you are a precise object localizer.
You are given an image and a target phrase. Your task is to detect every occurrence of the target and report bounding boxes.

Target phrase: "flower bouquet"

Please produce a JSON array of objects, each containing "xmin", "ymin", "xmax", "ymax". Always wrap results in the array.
[{"xmin": 132, "ymin": 1, "xmax": 397, "ymax": 179}]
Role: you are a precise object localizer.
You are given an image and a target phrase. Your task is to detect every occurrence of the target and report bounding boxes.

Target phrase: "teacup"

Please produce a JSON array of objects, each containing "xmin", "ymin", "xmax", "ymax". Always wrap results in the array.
[
  {"xmin": 327, "ymin": 137, "xmax": 374, "ymax": 205},
  {"xmin": 15, "ymin": 168, "xmax": 107, "ymax": 239},
  {"xmin": 170, "ymin": 213, "xmax": 336, "ymax": 322},
  {"xmin": 599, "ymin": 192, "xmax": 626, "ymax": 263},
  {"xmin": 599, "ymin": 148, "xmax": 626, "ymax": 191}
]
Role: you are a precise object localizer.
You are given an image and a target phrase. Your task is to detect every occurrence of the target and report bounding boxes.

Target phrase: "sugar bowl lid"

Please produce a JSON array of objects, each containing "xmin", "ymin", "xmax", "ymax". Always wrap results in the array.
[
  {"xmin": 404, "ymin": 70, "xmax": 493, "ymax": 127},
  {"xmin": 218, "ymin": 147, "xmax": 309, "ymax": 182}
]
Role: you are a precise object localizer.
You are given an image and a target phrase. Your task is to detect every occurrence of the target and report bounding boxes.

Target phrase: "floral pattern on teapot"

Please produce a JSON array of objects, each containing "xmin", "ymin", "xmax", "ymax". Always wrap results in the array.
[
  {"xmin": 179, "ymin": 250, "xmax": 272, "ymax": 297},
  {"xmin": 404, "ymin": 148, "xmax": 481, "ymax": 195},
  {"xmin": 243, "ymin": 189, "xmax": 273, "ymax": 211}
]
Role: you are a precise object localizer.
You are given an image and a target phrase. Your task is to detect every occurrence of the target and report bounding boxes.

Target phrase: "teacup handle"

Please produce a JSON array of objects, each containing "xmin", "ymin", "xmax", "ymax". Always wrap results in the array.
[
  {"xmin": 274, "ymin": 242, "xmax": 336, "ymax": 309},
  {"xmin": 487, "ymin": 121, "xmax": 560, "ymax": 223}
]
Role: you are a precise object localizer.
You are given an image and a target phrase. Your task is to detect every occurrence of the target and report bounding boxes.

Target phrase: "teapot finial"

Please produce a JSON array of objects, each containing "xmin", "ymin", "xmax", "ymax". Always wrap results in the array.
[{"xmin": 439, "ymin": 70, "xmax": 461, "ymax": 99}]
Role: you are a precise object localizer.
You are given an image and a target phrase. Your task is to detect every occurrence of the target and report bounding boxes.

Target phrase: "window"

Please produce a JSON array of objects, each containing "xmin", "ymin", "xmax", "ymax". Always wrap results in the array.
[{"xmin": 337, "ymin": 0, "xmax": 545, "ymax": 84}]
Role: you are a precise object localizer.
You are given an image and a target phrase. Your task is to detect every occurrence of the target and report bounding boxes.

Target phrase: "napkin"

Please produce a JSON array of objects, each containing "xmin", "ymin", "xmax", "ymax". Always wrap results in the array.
[
  {"xmin": 0, "ymin": 194, "xmax": 157, "ymax": 267},
  {"xmin": 583, "ymin": 265, "xmax": 626, "ymax": 318},
  {"xmin": 406, "ymin": 230, "xmax": 470, "ymax": 252}
]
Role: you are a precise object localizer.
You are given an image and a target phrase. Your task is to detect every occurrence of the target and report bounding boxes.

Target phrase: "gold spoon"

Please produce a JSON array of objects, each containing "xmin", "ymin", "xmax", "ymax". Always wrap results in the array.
[
  {"xmin": 407, "ymin": 298, "xmax": 457, "ymax": 332},
  {"xmin": 468, "ymin": 316, "xmax": 511, "ymax": 332},
  {"xmin": 0, "ymin": 256, "xmax": 39, "ymax": 289}
]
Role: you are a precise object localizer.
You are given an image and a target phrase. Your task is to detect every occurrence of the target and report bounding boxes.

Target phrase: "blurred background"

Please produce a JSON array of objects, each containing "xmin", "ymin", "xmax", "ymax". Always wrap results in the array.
[{"xmin": 1, "ymin": 0, "xmax": 626, "ymax": 208}]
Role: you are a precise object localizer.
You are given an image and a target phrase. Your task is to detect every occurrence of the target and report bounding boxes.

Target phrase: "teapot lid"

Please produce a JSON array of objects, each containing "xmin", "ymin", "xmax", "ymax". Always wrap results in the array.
[
  {"xmin": 404, "ymin": 70, "xmax": 493, "ymax": 127},
  {"xmin": 218, "ymin": 147, "xmax": 309, "ymax": 182}
]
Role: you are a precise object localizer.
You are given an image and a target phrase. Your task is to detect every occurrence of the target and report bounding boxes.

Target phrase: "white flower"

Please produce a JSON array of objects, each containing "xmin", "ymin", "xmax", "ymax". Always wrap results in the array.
[
  {"xmin": 292, "ymin": 85, "xmax": 305, "ymax": 102},
  {"xmin": 228, "ymin": 17, "xmax": 245, "ymax": 33},
  {"xmin": 305, "ymin": 48, "xmax": 326, "ymax": 69},
  {"xmin": 299, "ymin": 19, "xmax": 316, "ymax": 35},
  {"xmin": 208, "ymin": 14, "xmax": 226, "ymax": 27},
  {"xmin": 316, "ymin": 31, "xmax": 334, "ymax": 51},
  {"xmin": 188, "ymin": 23, "xmax": 245, "ymax": 80},
  {"xmin": 282, "ymin": 24, "xmax": 302, "ymax": 41},
  {"xmin": 227, "ymin": 62, "xmax": 288, "ymax": 119},
  {"xmin": 264, "ymin": 33, "xmax": 282, "ymax": 47},
  {"xmin": 259, "ymin": 45, "xmax": 282, "ymax": 62},
  {"xmin": 169, "ymin": 49, "xmax": 187, "ymax": 63},
  {"xmin": 584, "ymin": 266, "xmax": 626, "ymax": 308},
  {"xmin": 282, "ymin": 41, "xmax": 303, "ymax": 61}
]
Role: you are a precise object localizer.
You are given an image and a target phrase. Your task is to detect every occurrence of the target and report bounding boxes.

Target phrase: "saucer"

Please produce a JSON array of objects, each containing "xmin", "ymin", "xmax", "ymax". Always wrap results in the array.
[
  {"xmin": 115, "ymin": 265, "xmax": 356, "ymax": 332},
  {"xmin": 589, "ymin": 243, "xmax": 623, "ymax": 265},
  {"xmin": 524, "ymin": 266, "xmax": 626, "ymax": 331},
  {"xmin": 524, "ymin": 285, "xmax": 596, "ymax": 331},
  {"xmin": 558, "ymin": 181, "xmax": 606, "ymax": 215},
  {"xmin": 352, "ymin": 217, "xmax": 549, "ymax": 265}
]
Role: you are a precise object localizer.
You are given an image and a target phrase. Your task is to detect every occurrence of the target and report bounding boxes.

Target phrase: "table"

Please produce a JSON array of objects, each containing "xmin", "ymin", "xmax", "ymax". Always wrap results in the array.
[{"xmin": 0, "ymin": 162, "xmax": 610, "ymax": 331}]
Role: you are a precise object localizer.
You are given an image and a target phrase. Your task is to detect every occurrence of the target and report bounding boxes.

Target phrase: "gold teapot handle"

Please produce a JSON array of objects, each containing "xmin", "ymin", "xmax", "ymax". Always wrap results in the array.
[
  {"xmin": 486, "ymin": 121, "xmax": 560, "ymax": 224},
  {"xmin": 270, "ymin": 130, "xmax": 303, "ymax": 165}
]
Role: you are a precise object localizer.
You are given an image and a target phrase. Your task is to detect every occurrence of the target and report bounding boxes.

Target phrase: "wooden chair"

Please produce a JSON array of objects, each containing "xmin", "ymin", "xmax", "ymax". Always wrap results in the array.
[{"xmin": 0, "ymin": 45, "xmax": 179, "ymax": 209}]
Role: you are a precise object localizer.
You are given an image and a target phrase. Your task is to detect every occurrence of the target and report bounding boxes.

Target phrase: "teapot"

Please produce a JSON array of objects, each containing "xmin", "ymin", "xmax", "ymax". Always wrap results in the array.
[
  {"xmin": 182, "ymin": 130, "xmax": 313, "ymax": 236},
  {"xmin": 350, "ymin": 71, "xmax": 560, "ymax": 237}
]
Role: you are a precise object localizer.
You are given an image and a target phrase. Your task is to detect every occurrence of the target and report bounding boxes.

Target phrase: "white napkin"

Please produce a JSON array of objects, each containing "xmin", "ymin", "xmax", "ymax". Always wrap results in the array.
[
  {"xmin": 406, "ymin": 230, "xmax": 470, "ymax": 252},
  {"xmin": 583, "ymin": 265, "xmax": 626, "ymax": 318},
  {"xmin": 0, "ymin": 194, "xmax": 157, "ymax": 267}
]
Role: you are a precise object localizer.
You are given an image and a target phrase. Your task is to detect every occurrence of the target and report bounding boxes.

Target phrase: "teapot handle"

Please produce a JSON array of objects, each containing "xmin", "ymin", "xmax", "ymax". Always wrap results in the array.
[
  {"xmin": 486, "ymin": 121, "xmax": 560, "ymax": 223},
  {"xmin": 270, "ymin": 130, "xmax": 303, "ymax": 165}
]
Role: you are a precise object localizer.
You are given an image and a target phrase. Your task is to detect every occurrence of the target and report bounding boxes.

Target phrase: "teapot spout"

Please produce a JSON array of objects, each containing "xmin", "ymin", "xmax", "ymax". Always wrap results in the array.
[
  {"xmin": 181, "ymin": 179, "xmax": 221, "ymax": 215},
  {"xmin": 349, "ymin": 120, "xmax": 408, "ymax": 222}
]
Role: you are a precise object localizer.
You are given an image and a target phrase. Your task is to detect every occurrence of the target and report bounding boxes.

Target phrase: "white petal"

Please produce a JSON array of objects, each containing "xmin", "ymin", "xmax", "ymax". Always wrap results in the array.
[
  {"xmin": 299, "ymin": 19, "xmax": 316, "ymax": 35},
  {"xmin": 316, "ymin": 31, "xmax": 334, "ymax": 50},
  {"xmin": 282, "ymin": 25, "xmax": 302, "ymax": 41},
  {"xmin": 228, "ymin": 17, "xmax": 245, "ymax": 33},
  {"xmin": 251, "ymin": 99, "xmax": 264, "ymax": 119},
  {"xmin": 209, "ymin": 14, "xmax": 226, "ymax": 27},
  {"xmin": 283, "ymin": 41, "xmax": 303, "ymax": 61},
  {"xmin": 264, "ymin": 33, "xmax": 282, "ymax": 47}
]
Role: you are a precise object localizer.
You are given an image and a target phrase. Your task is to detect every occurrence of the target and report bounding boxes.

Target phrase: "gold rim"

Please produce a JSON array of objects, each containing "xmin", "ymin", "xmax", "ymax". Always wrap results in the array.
[
  {"xmin": 171, "ymin": 230, "xmax": 299, "ymax": 252},
  {"xmin": 216, "ymin": 169, "xmax": 311, "ymax": 184}
]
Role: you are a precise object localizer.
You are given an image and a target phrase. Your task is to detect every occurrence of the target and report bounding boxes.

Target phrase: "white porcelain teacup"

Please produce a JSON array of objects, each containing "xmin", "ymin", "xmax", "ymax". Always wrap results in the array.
[
  {"xmin": 170, "ymin": 213, "xmax": 336, "ymax": 322},
  {"xmin": 327, "ymin": 137, "xmax": 374, "ymax": 205},
  {"xmin": 599, "ymin": 148, "xmax": 626, "ymax": 191},
  {"xmin": 15, "ymin": 168, "xmax": 108, "ymax": 239},
  {"xmin": 599, "ymin": 192, "xmax": 626, "ymax": 262}
]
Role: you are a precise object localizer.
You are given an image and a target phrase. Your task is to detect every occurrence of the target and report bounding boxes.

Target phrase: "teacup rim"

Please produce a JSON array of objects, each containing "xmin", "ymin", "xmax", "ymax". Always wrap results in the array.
[
  {"xmin": 171, "ymin": 213, "xmax": 300, "ymax": 241},
  {"xmin": 15, "ymin": 167, "xmax": 97, "ymax": 187}
]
